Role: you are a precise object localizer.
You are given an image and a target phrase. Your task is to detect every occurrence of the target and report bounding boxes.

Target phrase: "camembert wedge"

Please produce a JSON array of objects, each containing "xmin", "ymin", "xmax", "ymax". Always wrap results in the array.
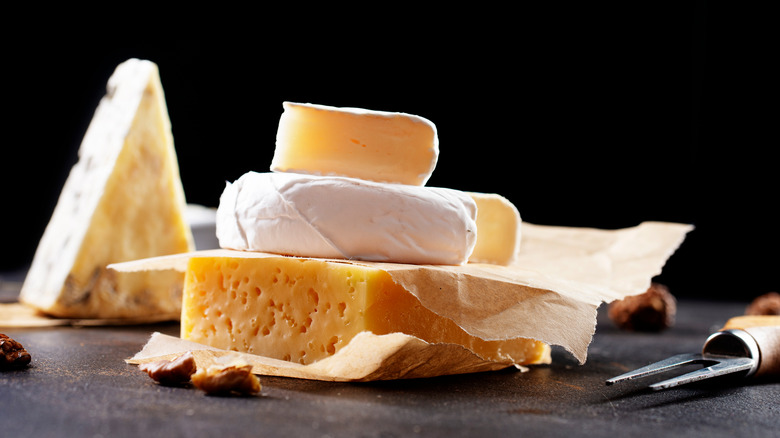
[
  {"xmin": 181, "ymin": 254, "xmax": 551, "ymax": 366},
  {"xmin": 271, "ymin": 102, "xmax": 439, "ymax": 186},
  {"xmin": 19, "ymin": 58, "xmax": 194, "ymax": 319}
]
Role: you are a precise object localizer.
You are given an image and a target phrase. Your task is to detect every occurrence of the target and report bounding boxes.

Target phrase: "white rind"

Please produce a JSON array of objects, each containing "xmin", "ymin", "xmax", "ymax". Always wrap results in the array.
[{"xmin": 216, "ymin": 172, "xmax": 478, "ymax": 265}]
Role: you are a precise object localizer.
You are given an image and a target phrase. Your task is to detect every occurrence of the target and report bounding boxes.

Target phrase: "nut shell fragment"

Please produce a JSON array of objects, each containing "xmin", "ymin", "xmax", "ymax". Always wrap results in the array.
[{"xmin": 1, "ymin": 333, "xmax": 31, "ymax": 369}]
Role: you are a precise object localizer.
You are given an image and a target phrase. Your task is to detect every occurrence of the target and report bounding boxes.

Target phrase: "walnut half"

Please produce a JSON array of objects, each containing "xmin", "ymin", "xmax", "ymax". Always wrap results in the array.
[
  {"xmin": 1, "ymin": 333, "xmax": 32, "ymax": 369},
  {"xmin": 191, "ymin": 363, "xmax": 262, "ymax": 396},
  {"xmin": 608, "ymin": 282, "xmax": 677, "ymax": 332},
  {"xmin": 139, "ymin": 351, "xmax": 197, "ymax": 386},
  {"xmin": 745, "ymin": 291, "xmax": 780, "ymax": 316}
]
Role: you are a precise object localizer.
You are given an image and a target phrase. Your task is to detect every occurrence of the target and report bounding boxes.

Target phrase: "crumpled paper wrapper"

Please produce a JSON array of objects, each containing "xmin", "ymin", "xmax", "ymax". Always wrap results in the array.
[
  {"xmin": 2, "ymin": 220, "xmax": 691, "ymax": 380},
  {"xmin": 113, "ymin": 220, "xmax": 691, "ymax": 381},
  {"xmin": 127, "ymin": 331, "xmax": 521, "ymax": 382}
]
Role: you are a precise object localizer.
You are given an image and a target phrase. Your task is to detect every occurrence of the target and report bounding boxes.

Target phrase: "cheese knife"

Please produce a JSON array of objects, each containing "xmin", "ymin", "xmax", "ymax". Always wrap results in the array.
[{"xmin": 606, "ymin": 315, "xmax": 780, "ymax": 390}]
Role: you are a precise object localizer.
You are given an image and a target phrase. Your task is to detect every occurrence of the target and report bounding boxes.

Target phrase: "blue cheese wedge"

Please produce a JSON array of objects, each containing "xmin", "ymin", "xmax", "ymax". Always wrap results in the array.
[{"xmin": 19, "ymin": 58, "xmax": 194, "ymax": 319}]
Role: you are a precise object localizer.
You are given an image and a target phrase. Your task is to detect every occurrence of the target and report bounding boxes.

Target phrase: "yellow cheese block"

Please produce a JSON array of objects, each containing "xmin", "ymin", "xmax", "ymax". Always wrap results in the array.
[
  {"xmin": 271, "ymin": 102, "xmax": 439, "ymax": 186},
  {"xmin": 468, "ymin": 192, "xmax": 522, "ymax": 265},
  {"xmin": 19, "ymin": 59, "xmax": 194, "ymax": 319},
  {"xmin": 181, "ymin": 255, "xmax": 551, "ymax": 366}
]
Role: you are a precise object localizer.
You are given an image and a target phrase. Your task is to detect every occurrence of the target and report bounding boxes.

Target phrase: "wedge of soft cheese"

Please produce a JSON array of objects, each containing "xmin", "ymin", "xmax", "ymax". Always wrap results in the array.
[
  {"xmin": 467, "ymin": 192, "xmax": 522, "ymax": 265},
  {"xmin": 181, "ymin": 254, "xmax": 551, "ymax": 366},
  {"xmin": 216, "ymin": 172, "xmax": 478, "ymax": 265},
  {"xmin": 271, "ymin": 102, "xmax": 439, "ymax": 186},
  {"xmin": 19, "ymin": 58, "xmax": 194, "ymax": 319}
]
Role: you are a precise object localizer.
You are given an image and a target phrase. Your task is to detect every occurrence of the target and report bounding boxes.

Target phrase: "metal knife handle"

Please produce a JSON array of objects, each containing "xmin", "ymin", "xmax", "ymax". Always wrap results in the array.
[{"xmin": 719, "ymin": 315, "xmax": 780, "ymax": 377}]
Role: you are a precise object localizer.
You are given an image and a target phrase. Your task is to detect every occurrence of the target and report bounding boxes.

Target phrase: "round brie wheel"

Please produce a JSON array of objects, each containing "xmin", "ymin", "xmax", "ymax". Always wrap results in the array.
[{"xmin": 216, "ymin": 172, "xmax": 477, "ymax": 265}]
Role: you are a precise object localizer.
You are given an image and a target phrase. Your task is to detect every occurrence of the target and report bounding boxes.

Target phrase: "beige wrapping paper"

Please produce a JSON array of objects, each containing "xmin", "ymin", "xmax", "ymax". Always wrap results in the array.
[
  {"xmin": 116, "ymin": 221, "xmax": 691, "ymax": 381},
  {"xmin": 127, "ymin": 331, "xmax": 520, "ymax": 382},
  {"xmin": 3, "ymin": 220, "xmax": 692, "ymax": 380}
]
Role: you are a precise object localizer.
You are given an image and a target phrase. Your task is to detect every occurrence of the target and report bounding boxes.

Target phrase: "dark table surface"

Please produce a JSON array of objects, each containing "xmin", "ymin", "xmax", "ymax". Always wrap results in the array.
[{"xmin": 2, "ymin": 270, "xmax": 778, "ymax": 438}]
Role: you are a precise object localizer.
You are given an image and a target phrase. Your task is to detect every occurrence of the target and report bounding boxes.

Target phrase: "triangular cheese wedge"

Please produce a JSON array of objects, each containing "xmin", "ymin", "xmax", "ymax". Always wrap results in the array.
[{"xmin": 19, "ymin": 58, "xmax": 194, "ymax": 319}]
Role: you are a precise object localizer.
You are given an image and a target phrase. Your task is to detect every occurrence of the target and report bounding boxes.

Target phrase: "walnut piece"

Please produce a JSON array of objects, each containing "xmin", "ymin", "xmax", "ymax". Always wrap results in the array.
[
  {"xmin": 139, "ymin": 351, "xmax": 197, "ymax": 386},
  {"xmin": 191, "ymin": 363, "xmax": 262, "ymax": 396},
  {"xmin": 1, "ymin": 333, "xmax": 31, "ymax": 369},
  {"xmin": 608, "ymin": 282, "xmax": 677, "ymax": 332},
  {"xmin": 745, "ymin": 291, "xmax": 780, "ymax": 316}
]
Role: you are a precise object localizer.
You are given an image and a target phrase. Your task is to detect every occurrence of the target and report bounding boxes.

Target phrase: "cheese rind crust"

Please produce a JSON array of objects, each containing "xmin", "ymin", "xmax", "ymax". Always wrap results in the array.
[
  {"xmin": 19, "ymin": 59, "xmax": 194, "ymax": 318},
  {"xmin": 181, "ymin": 255, "xmax": 551, "ymax": 366},
  {"xmin": 271, "ymin": 102, "xmax": 439, "ymax": 186}
]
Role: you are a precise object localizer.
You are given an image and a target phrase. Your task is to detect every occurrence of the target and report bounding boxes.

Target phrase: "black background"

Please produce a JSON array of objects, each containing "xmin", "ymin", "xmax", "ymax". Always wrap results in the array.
[{"xmin": 2, "ymin": 3, "xmax": 776, "ymax": 302}]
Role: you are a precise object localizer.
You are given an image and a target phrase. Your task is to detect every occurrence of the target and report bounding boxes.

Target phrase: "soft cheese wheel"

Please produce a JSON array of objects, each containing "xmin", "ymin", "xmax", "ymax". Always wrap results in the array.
[
  {"xmin": 216, "ymin": 172, "xmax": 478, "ymax": 265},
  {"xmin": 181, "ymin": 254, "xmax": 551, "ymax": 366},
  {"xmin": 19, "ymin": 59, "xmax": 194, "ymax": 319},
  {"xmin": 271, "ymin": 102, "xmax": 439, "ymax": 186},
  {"xmin": 467, "ymin": 192, "xmax": 522, "ymax": 265}
]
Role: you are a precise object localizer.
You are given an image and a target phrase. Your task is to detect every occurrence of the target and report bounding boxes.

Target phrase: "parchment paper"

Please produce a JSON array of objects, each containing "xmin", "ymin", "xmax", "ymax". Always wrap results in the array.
[
  {"xmin": 0, "ymin": 302, "xmax": 177, "ymax": 327},
  {"xmin": 127, "ymin": 331, "xmax": 520, "ymax": 382},
  {"xmin": 3, "ymin": 220, "xmax": 692, "ymax": 380}
]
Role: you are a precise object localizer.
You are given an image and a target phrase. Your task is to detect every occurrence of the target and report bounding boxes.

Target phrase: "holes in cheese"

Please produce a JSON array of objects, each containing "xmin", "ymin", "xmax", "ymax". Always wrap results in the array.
[
  {"xmin": 19, "ymin": 59, "xmax": 194, "ymax": 319},
  {"xmin": 271, "ymin": 102, "xmax": 439, "ymax": 186},
  {"xmin": 216, "ymin": 171, "xmax": 478, "ymax": 265},
  {"xmin": 181, "ymin": 255, "xmax": 551, "ymax": 366},
  {"xmin": 467, "ymin": 192, "xmax": 522, "ymax": 265}
]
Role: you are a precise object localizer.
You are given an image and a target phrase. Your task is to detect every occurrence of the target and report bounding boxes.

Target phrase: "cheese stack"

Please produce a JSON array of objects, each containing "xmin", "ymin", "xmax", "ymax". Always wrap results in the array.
[
  {"xmin": 20, "ymin": 59, "xmax": 194, "ymax": 319},
  {"xmin": 181, "ymin": 102, "xmax": 546, "ymax": 367}
]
